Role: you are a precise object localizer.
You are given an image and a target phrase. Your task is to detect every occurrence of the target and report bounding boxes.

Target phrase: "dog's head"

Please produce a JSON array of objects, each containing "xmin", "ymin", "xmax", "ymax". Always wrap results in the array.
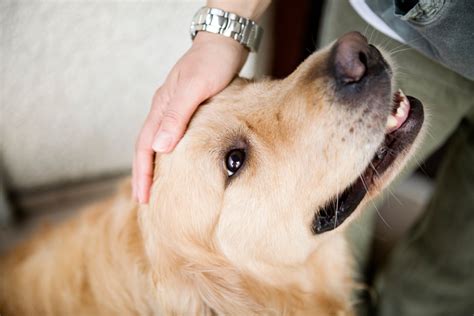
[{"xmin": 140, "ymin": 32, "xmax": 424, "ymax": 312}]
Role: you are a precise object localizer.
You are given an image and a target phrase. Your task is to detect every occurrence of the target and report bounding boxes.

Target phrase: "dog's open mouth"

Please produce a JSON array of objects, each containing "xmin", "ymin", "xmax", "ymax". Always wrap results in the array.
[{"xmin": 312, "ymin": 90, "xmax": 424, "ymax": 234}]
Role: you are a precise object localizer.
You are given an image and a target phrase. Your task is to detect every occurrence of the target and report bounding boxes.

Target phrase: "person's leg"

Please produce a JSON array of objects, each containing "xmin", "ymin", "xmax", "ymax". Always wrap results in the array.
[
  {"xmin": 376, "ymin": 111, "xmax": 474, "ymax": 316},
  {"xmin": 318, "ymin": 1, "xmax": 474, "ymax": 313}
]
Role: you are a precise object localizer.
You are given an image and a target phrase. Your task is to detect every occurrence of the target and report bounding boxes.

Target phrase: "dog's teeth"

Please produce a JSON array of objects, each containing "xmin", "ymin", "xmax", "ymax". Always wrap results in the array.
[
  {"xmin": 399, "ymin": 90, "xmax": 409, "ymax": 106},
  {"xmin": 401, "ymin": 96, "xmax": 408, "ymax": 106},
  {"xmin": 396, "ymin": 107, "xmax": 406, "ymax": 117},
  {"xmin": 386, "ymin": 115, "xmax": 398, "ymax": 129},
  {"xmin": 403, "ymin": 99, "xmax": 410, "ymax": 109},
  {"xmin": 398, "ymin": 89, "xmax": 406, "ymax": 99},
  {"xmin": 388, "ymin": 89, "xmax": 411, "ymax": 133}
]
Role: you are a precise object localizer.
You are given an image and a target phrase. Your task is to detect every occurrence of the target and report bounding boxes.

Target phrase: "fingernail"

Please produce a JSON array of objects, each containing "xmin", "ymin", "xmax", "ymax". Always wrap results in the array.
[{"xmin": 152, "ymin": 131, "xmax": 173, "ymax": 153}]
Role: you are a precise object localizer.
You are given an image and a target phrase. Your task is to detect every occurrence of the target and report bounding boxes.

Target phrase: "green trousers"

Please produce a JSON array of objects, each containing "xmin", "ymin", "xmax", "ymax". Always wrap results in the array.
[{"xmin": 319, "ymin": 1, "xmax": 474, "ymax": 315}]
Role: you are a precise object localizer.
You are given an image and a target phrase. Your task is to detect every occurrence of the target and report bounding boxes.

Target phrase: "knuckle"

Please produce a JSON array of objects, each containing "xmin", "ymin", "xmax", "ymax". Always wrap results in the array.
[
  {"xmin": 152, "ymin": 88, "xmax": 165, "ymax": 104},
  {"xmin": 151, "ymin": 88, "xmax": 171, "ymax": 111},
  {"xmin": 161, "ymin": 110, "xmax": 185, "ymax": 128}
]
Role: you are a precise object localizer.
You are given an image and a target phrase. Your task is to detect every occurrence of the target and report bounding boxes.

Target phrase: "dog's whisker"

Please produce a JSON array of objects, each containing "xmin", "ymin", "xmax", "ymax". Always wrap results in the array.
[
  {"xmin": 369, "ymin": 162, "xmax": 381, "ymax": 178},
  {"xmin": 368, "ymin": 26, "xmax": 376, "ymax": 43},
  {"xmin": 359, "ymin": 175, "xmax": 393, "ymax": 230},
  {"xmin": 390, "ymin": 47, "xmax": 414, "ymax": 56},
  {"xmin": 379, "ymin": 36, "xmax": 395, "ymax": 54},
  {"xmin": 358, "ymin": 175, "xmax": 369, "ymax": 195},
  {"xmin": 388, "ymin": 42, "xmax": 409, "ymax": 54},
  {"xmin": 362, "ymin": 24, "xmax": 370, "ymax": 37},
  {"xmin": 368, "ymin": 162, "xmax": 402, "ymax": 205},
  {"xmin": 383, "ymin": 184, "xmax": 404, "ymax": 206},
  {"xmin": 389, "ymin": 45, "xmax": 411, "ymax": 54}
]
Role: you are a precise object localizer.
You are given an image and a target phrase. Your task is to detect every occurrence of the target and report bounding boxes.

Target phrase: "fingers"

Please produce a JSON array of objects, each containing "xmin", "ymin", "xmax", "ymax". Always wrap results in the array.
[
  {"xmin": 134, "ymin": 147, "xmax": 155, "ymax": 203},
  {"xmin": 133, "ymin": 130, "xmax": 158, "ymax": 204},
  {"xmin": 133, "ymin": 91, "xmax": 167, "ymax": 203},
  {"xmin": 151, "ymin": 109, "xmax": 184, "ymax": 153},
  {"xmin": 152, "ymin": 81, "xmax": 208, "ymax": 153},
  {"xmin": 133, "ymin": 80, "xmax": 208, "ymax": 203}
]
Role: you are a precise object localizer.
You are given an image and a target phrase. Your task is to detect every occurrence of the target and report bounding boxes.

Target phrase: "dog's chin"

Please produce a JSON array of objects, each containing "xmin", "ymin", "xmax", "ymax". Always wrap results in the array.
[{"xmin": 312, "ymin": 91, "xmax": 424, "ymax": 234}]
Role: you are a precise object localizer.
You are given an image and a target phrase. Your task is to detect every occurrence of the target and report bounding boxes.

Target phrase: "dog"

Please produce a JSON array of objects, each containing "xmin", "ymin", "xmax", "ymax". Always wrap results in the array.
[{"xmin": 0, "ymin": 32, "xmax": 424, "ymax": 315}]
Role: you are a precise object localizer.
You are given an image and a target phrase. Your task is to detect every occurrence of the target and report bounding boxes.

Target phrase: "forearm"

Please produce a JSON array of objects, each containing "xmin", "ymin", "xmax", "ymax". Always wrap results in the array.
[{"xmin": 207, "ymin": 0, "xmax": 271, "ymax": 20}]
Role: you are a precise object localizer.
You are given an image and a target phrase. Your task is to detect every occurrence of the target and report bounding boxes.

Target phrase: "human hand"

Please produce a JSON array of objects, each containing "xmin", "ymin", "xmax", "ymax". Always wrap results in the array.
[{"xmin": 133, "ymin": 32, "xmax": 248, "ymax": 203}]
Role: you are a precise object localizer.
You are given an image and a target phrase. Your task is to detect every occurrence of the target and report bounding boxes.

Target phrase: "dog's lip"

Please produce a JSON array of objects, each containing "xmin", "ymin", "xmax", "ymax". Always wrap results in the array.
[
  {"xmin": 312, "ymin": 94, "xmax": 424, "ymax": 234},
  {"xmin": 365, "ymin": 95, "xmax": 424, "ymax": 184}
]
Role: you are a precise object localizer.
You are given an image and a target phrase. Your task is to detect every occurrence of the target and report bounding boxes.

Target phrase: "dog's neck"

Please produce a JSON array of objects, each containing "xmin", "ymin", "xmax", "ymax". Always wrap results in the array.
[
  {"xmin": 1, "ymin": 181, "xmax": 355, "ymax": 315},
  {"xmin": 139, "ymin": 204, "xmax": 355, "ymax": 315}
]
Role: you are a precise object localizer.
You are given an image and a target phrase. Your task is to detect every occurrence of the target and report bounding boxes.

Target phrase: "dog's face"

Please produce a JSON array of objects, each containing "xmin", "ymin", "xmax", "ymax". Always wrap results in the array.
[{"xmin": 141, "ymin": 32, "xmax": 423, "ymax": 299}]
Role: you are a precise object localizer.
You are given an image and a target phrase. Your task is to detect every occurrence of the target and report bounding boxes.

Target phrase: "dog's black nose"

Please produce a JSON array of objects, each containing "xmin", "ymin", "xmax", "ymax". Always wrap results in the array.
[{"xmin": 331, "ymin": 32, "xmax": 369, "ymax": 84}]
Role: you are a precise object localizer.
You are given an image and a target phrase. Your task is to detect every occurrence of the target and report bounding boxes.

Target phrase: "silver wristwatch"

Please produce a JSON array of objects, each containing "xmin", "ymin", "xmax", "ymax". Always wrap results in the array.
[{"xmin": 190, "ymin": 7, "xmax": 263, "ymax": 52}]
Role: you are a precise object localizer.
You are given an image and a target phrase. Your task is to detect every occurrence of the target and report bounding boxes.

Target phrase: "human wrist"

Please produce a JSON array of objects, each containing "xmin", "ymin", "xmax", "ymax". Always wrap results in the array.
[
  {"xmin": 206, "ymin": 0, "xmax": 271, "ymax": 20},
  {"xmin": 194, "ymin": 31, "xmax": 244, "ymax": 51},
  {"xmin": 193, "ymin": 32, "xmax": 249, "ymax": 67}
]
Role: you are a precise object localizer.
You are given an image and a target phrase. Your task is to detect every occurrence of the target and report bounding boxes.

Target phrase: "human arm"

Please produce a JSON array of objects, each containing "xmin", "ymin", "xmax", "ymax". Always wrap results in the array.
[{"xmin": 133, "ymin": 0, "xmax": 271, "ymax": 203}]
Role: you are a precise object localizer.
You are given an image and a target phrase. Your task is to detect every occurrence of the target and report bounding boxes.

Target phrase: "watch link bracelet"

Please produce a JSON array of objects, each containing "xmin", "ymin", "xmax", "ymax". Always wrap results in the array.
[{"xmin": 190, "ymin": 7, "xmax": 263, "ymax": 52}]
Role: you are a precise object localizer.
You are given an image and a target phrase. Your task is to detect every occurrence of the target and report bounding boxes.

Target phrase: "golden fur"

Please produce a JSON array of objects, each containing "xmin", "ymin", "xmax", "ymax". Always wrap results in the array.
[{"xmin": 0, "ymin": 42, "xmax": 423, "ymax": 315}]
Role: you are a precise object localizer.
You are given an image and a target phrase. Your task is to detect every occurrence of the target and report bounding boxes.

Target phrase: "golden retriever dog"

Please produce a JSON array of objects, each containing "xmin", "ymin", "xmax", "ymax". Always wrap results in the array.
[{"xmin": 0, "ymin": 32, "xmax": 424, "ymax": 315}]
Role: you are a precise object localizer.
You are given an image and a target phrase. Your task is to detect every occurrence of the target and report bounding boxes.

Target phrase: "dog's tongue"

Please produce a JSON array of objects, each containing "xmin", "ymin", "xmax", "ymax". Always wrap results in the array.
[{"xmin": 386, "ymin": 89, "xmax": 410, "ymax": 133}]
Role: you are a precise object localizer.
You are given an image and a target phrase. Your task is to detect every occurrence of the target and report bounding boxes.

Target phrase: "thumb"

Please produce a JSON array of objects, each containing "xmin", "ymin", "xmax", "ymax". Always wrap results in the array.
[{"xmin": 152, "ymin": 88, "xmax": 207, "ymax": 153}]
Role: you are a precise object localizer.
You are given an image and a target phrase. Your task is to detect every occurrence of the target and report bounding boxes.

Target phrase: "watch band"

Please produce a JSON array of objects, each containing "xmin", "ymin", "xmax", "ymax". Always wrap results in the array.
[{"xmin": 190, "ymin": 7, "xmax": 263, "ymax": 52}]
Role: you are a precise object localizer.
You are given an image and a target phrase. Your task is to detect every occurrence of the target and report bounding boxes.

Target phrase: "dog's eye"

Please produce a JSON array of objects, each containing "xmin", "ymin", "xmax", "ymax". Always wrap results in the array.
[{"xmin": 225, "ymin": 149, "xmax": 246, "ymax": 176}]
